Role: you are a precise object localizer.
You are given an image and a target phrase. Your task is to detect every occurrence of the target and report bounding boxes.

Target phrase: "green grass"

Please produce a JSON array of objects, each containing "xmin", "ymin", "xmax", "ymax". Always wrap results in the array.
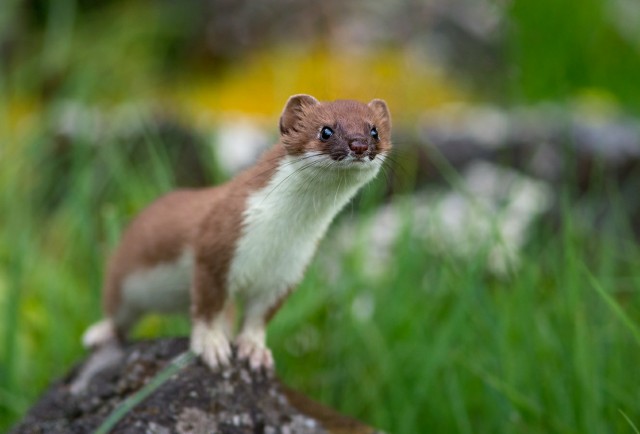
[
  {"xmin": 2, "ymin": 79, "xmax": 640, "ymax": 433},
  {"xmin": 269, "ymin": 187, "xmax": 640, "ymax": 433},
  {"xmin": 1, "ymin": 108, "xmax": 639, "ymax": 433},
  {"xmin": 507, "ymin": 0, "xmax": 640, "ymax": 112}
]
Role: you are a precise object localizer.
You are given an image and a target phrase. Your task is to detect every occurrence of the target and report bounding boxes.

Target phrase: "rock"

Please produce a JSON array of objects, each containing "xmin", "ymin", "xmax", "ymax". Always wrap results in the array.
[
  {"xmin": 10, "ymin": 338, "xmax": 380, "ymax": 434},
  {"xmin": 417, "ymin": 102, "xmax": 640, "ymax": 185},
  {"xmin": 412, "ymin": 102, "xmax": 640, "ymax": 238}
]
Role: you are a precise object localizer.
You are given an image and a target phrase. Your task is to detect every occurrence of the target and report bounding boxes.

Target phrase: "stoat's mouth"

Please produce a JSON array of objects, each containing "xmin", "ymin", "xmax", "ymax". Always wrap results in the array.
[
  {"xmin": 327, "ymin": 154, "xmax": 383, "ymax": 170},
  {"xmin": 291, "ymin": 151, "xmax": 383, "ymax": 171},
  {"xmin": 329, "ymin": 152, "xmax": 378, "ymax": 162}
]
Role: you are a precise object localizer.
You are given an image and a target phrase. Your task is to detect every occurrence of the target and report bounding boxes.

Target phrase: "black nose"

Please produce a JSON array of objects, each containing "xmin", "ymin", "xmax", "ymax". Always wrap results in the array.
[{"xmin": 349, "ymin": 140, "xmax": 368, "ymax": 155}]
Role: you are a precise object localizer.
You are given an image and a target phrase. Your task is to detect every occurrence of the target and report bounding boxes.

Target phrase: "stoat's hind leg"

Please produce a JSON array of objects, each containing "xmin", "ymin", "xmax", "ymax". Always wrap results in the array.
[
  {"xmin": 75, "ymin": 316, "xmax": 128, "ymax": 394},
  {"xmin": 82, "ymin": 304, "xmax": 139, "ymax": 348},
  {"xmin": 82, "ymin": 318, "xmax": 118, "ymax": 349},
  {"xmin": 72, "ymin": 331, "xmax": 124, "ymax": 394}
]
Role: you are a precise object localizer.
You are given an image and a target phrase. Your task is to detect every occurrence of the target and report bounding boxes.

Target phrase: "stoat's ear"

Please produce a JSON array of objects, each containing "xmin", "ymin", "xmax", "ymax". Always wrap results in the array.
[
  {"xmin": 368, "ymin": 99, "xmax": 391, "ymax": 128},
  {"xmin": 279, "ymin": 94, "xmax": 320, "ymax": 135}
]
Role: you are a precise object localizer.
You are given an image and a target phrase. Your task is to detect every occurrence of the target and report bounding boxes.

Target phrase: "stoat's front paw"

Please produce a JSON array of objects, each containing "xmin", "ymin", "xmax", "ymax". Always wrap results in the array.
[
  {"xmin": 236, "ymin": 329, "xmax": 274, "ymax": 371},
  {"xmin": 190, "ymin": 320, "xmax": 232, "ymax": 370}
]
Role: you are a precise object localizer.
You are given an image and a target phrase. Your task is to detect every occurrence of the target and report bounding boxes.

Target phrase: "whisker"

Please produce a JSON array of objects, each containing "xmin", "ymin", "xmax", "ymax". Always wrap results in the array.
[
  {"xmin": 376, "ymin": 152, "xmax": 410, "ymax": 179},
  {"xmin": 296, "ymin": 159, "xmax": 332, "ymax": 202},
  {"xmin": 241, "ymin": 148, "xmax": 395, "ymax": 210},
  {"xmin": 333, "ymin": 162, "xmax": 345, "ymax": 209},
  {"xmin": 244, "ymin": 152, "xmax": 326, "ymax": 185},
  {"xmin": 259, "ymin": 158, "xmax": 327, "ymax": 204},
  {"xmin": 375, "ymin": 160, "xmax": 393, "ymax": 187},
  {"xmin": 305, "ymin": 160, "xmax": 335, "ymax": 211}
]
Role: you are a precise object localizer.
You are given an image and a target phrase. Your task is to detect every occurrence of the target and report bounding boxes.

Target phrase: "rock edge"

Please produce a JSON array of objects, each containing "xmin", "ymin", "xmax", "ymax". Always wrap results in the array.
[{"xmin": 11, "ymin": 338, "xmax": 379, "ymax": 434}]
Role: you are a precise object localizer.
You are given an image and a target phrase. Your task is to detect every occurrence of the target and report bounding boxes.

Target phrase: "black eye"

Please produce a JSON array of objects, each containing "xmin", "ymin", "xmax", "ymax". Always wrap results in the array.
[
  {"xmin": 370, "ymin": 127, "xmax": 379, "ymax": 140},
  {"xmin": 320, "ymin": 126, "xmax": 334, "ymax": 140}
]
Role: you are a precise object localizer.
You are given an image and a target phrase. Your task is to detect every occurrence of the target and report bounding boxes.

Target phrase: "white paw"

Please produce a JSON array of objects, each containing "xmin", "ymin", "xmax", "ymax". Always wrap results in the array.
[
  {"xmin": 236, "ymin": 328, "xmax": 274, "ymax": 371},
  {"xmin": 190, "ymin": 320, "xmax": 232, "ymax": 370},
  {"xmin": 82, "ymin": 319, "xmax": 117, "ymax": 349}
]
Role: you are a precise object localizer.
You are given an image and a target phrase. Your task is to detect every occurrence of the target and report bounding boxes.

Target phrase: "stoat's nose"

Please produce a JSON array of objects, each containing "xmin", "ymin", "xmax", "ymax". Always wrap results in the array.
[{"xmin": 348, "ymin": 139, "xmax": 369, "ymax": 155}]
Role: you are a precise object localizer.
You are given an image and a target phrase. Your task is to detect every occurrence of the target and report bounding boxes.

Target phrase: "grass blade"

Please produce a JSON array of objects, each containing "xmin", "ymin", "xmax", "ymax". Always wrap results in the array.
[
  {"xmin": 585, "ymin": 267, "xmax": 640, "ymax": 346},
  {"xmin": 93, "ymin": 351, "xmax": 196, "ymax": 434},
  {"xmin": 619, "ymin": 409, "xmax": 640, "ymax": 434}
]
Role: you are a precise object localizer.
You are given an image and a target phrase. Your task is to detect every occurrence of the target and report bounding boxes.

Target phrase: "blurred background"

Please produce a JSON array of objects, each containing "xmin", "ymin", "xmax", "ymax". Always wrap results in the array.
[{"xmin": 2, "ymin": 0, "xmax": 640, "ymax": 432}]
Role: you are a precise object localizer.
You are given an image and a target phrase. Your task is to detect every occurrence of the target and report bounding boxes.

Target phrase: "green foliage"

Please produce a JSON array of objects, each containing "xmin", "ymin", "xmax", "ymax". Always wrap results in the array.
[
  {"xmin": 4, "ymin": 98, "xmax": 640, "ymax": 433},
  {"xmin": 2, "ymin": 112, "xmax": 640, "ymax": 434},
  {"xmin": 507, "ymin": 0, "xmax": 640, "ymax": 111},
  {"xmin": 270, "ymin": 193, "xmax": 640, "ymax": 433}
]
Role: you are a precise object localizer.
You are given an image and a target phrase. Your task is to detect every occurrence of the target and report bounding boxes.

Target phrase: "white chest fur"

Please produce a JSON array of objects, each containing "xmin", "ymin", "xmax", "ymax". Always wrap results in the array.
[{"xmin": 227, "ymin": 153, "xmax": 380, "ymax": 307}]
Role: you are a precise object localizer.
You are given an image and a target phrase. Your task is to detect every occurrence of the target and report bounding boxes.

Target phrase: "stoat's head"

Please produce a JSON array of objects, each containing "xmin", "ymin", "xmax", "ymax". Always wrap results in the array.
[{"xmin": 279, "ymin": 95, "xmax": 392, "ymax": 168}]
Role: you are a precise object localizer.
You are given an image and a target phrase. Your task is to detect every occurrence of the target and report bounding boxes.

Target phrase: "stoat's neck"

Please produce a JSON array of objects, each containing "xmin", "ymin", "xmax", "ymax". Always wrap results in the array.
[
  {"xmin": 227, "ymin": 152, "xmax": 380, "ymax": 298},
  {"xmin": 258, "ymin": 152, "xmax": 380, "ymax": 211}
]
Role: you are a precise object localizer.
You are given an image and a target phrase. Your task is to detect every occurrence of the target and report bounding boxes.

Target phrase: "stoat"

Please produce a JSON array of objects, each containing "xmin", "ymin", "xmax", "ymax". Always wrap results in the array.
[{"xmin": 83, "ymin": 95, "xmax": 392, "ymax": 370}]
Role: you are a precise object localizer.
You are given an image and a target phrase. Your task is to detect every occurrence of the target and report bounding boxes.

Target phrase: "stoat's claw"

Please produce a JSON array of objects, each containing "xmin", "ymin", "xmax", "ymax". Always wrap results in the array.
[
  {"xmin": 200, "ymin": 339, "xmax": 232, "ymax": 369},
  {"xmin": 191, "ymin": 320, "xmax": 232, "ymax": 370},
  {"xmin": 236, "ymin": 330, "xmax": 274, "ymax": 371}
]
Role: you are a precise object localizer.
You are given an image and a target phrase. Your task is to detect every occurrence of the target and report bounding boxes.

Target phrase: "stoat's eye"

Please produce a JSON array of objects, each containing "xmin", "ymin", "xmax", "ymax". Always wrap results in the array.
[
  {"xmin": 370, "ymin": 127, "xmax": 379, "ymax": 140},
  {"xmin": 320, "ymin": 126, "xmax": 334, "ymax": 140}
]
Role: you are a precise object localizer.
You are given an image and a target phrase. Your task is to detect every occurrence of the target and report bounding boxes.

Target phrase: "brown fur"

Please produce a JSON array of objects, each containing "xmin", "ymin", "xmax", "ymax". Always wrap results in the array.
[
  {"xmin": 103, "ymin": 188, "xmax": 216, "ymax": 315},
  {"xmin": 190, "ymin": 145, "xmax": 285, "ymax": 321},
  {"xmin": 100, "ymin": 95, "xmax": 392, "ymax": 339},
  {"xmin": 103, "ymin": 146, "xmax": 286, "ymax": 323},
  {"xmin": 281, "ymin": 98, "xmax": 392, "ymax": 157}
]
